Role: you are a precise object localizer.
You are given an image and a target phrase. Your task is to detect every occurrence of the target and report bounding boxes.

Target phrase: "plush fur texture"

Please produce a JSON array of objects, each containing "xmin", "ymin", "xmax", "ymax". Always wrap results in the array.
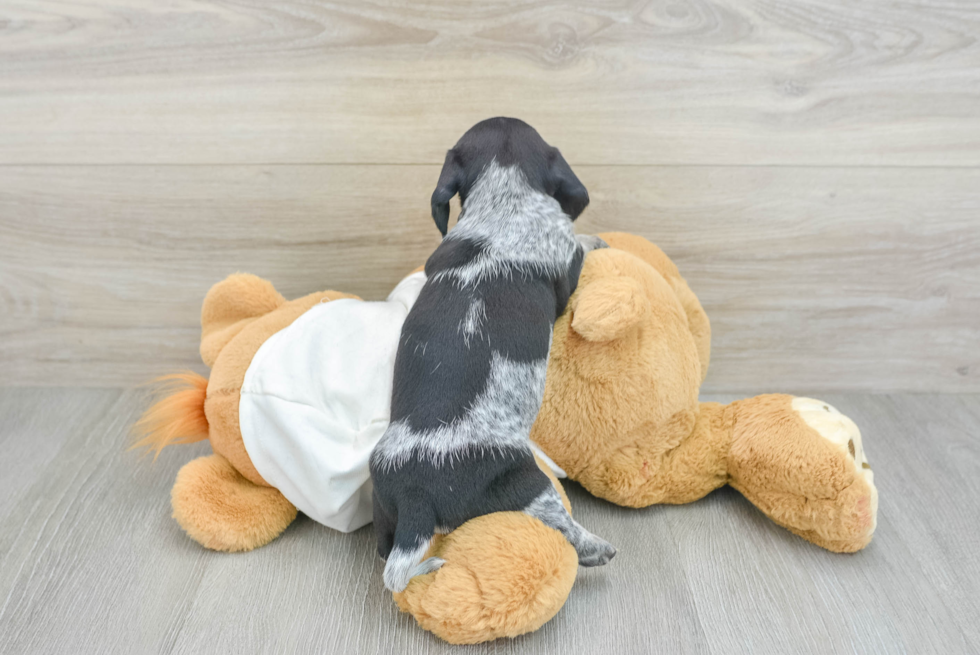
[
  {"xmin": 171, "ymin": 453, "xmax": 297, "ymax": 552},
  {"xmin": 727, "ymin": 394, "xmax": 877, "ymax": 552},
  {"xmin": 200, "ymin": 273, "xmax": 287, "ymax": 367}
]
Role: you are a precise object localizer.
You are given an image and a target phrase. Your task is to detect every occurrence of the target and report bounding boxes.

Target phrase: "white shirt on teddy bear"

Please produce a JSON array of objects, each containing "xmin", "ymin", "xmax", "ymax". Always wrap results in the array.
[{"xmin": 239, "ymin": 271, "xmax": 566, "ymax": 534}]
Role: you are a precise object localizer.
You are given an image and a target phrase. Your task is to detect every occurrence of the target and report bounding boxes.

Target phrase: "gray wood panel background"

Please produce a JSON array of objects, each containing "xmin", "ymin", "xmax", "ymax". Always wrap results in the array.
[
  {"xmin": 1, "ymin": 0, "xmax": 978, "ymax": 391},
  {"xmin": 1, "ymin": 389, "xmax": 977, "ymax": 653}
]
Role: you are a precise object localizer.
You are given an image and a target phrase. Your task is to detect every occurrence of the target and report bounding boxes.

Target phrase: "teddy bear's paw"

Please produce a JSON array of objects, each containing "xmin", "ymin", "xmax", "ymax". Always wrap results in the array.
[
  {"xmin": 792, "ymin": 397, "xmax": 875, "ymax": 492},
  {"xmin": 171, "ymin": 454, "xmax": 297, "ymax": 552},
  {"xmin": 728, "ymin": 394, "xmax": 880, "ymax": 553},
  {"xmin": 791, "ymin": 397, "xmax": 879, "ymax": 547}
]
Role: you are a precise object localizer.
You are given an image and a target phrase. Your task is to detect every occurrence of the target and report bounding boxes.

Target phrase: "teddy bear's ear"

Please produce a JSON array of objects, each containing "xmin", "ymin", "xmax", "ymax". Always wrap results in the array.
[{"xmin": 571, "ymin": 276, "xmax": 651, "ymax": 342}]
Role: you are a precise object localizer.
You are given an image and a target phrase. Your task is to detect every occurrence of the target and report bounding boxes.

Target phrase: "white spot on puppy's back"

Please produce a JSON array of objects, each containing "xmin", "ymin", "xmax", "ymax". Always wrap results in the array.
[{"xmin": 459, "ymin": 299, "xmax": 485, "ymax": 345}]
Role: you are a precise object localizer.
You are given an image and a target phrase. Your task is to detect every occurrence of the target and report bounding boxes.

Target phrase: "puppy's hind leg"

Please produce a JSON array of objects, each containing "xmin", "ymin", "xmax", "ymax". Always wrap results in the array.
[
  {"xmin": 525, "ymin": 486, "xmax": 617, "ymax": 567},
  {"xmin": 373, "ymin": 493, "xmax": 396, "ymax": 561},
  {"xmin": 382, "ymin": 502, "xmax": 444, "ymax": 593}
]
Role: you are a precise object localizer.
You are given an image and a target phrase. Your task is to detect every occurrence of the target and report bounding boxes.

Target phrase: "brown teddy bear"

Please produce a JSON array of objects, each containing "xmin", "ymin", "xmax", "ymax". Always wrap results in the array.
[
  {"xmin": 530, "ymin": 233, "xmax": 876, "ymax": 552},
  {"xmin": 133, "ymin": 232, "xmax": 877, "ymax": 644}
]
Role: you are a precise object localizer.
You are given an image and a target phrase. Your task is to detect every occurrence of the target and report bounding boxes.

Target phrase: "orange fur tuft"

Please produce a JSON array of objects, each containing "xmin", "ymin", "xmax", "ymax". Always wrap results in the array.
[{"xmin": 131, "ymin": 372, "xmax": 209, "ymax": 459}]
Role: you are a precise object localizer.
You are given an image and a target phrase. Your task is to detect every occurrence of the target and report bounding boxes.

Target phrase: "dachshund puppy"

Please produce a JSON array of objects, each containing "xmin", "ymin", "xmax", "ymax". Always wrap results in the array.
[{"xmin": 371, "ymin": 117, "xmax": 615, "ymax": 592}]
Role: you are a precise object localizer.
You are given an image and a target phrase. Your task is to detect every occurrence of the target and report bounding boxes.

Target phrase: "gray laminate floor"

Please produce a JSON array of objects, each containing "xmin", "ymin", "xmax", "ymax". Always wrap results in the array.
[{"xmin": 1, "ymin": 390, "xmax": 977, "ymax": 654}]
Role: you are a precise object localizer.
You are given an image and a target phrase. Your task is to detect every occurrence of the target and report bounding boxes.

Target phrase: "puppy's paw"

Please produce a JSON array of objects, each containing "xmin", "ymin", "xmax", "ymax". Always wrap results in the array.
[
  {"xmin": 413, "ymin": 556, "xmax": 446, "ymax": 577},
  {"xmin": 577, "ymin": 234, "xmax": 609, "ymax": 253},
  {"xmin": 577, "ymin": 536, "xmax": 617, "ymax": 567}
]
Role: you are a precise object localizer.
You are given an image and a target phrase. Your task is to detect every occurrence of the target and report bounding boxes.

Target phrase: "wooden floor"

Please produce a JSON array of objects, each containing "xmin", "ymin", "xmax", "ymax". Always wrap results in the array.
[{"xmin": 0, "ymin": 388, "xmax": 977, "ymax": 654}]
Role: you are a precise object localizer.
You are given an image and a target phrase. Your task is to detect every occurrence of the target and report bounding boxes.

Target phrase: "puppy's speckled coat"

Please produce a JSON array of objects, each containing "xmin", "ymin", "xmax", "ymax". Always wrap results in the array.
[{"xmin": 370, "ymin": 118, "xmax": 616, "ymax": 592}]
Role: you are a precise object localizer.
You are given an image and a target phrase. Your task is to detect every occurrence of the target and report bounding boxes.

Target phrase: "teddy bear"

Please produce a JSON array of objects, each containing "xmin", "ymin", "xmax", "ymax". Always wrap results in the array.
[
  {"xmin": 528, "ymin": 232, "xmax": 877, "ymax": 552},
  {"xmin": 133, "ymin": 232, "xmax": 877, "ymax": 644}
]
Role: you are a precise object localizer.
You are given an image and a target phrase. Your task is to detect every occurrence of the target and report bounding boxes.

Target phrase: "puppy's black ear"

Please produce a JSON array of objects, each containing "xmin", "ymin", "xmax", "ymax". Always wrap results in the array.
[
  {"xmin": 549, "ymin": 148, "xmax": 590, "ymax": 220},
  {"xmin": 431, "ymin": 149, "xmax": 462, "ymax": 236}
]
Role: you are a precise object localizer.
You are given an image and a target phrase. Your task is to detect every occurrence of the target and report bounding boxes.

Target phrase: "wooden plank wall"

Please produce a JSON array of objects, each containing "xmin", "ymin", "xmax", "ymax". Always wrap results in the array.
[{"xmin": 1, "ymin": 0, "xmax": 977, "ymax": 391}]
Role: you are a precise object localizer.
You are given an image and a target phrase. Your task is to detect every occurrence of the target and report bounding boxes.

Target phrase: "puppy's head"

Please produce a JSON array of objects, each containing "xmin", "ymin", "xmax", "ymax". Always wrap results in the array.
[{"xmin": 430, "ymin": 117, "xmax": 590, "ymax": 236}]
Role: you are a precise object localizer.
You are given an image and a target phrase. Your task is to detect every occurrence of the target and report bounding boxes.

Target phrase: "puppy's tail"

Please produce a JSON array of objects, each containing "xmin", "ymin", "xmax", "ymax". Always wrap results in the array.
[
  {"xmin": 382, "ymin": 503, "xmax": 444, "ymax": 593},
  {"xmin": 130, "ymin": 372, "xmax": 209, "ymax": 459}
]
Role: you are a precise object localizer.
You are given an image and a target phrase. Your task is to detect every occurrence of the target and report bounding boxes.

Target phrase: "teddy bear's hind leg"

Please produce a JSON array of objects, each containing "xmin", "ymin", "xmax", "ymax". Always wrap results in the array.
[
  {"xmin": 171, "ymin": 453, "xmax": 297, "ymax": 552},
  {"xmin": 784, "ymin": 397, "xmax": 878, "ymax": 550},
  {"xmin": 581, "ymin": 404, "xmax": 731, "ymax": 508},
  {"xmin": 727, "ymin": 394, "xmax": 878, "ymax": 553}
]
